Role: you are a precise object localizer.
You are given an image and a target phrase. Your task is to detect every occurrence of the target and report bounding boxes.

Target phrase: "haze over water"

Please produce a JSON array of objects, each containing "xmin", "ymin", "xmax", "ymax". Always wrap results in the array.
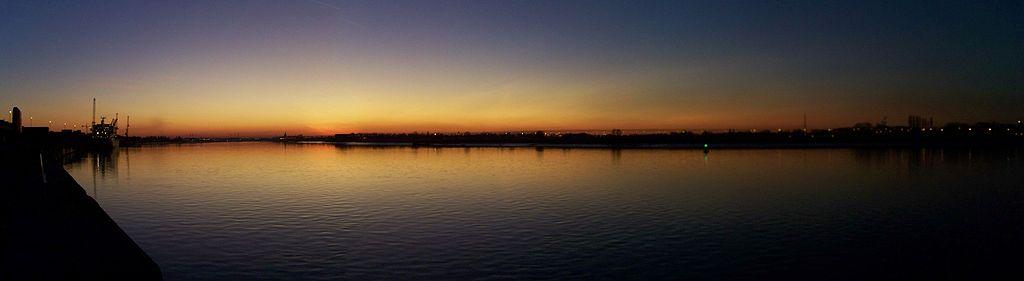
[{"xmin": 64, "ymin": 143, "xmax": 1023, "ymax": 280}]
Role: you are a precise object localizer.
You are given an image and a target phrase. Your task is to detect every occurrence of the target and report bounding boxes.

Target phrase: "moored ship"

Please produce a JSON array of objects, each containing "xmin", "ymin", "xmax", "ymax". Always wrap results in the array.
[{"xmin": 89, "ymin": 98, "xmax": 119, "ymax": 149}]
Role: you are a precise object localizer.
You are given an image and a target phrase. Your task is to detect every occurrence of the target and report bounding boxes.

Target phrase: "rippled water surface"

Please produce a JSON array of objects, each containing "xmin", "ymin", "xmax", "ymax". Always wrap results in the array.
[{"xmin": 65, "ymin": 143, "xmax": 1023, "ymax": 280}]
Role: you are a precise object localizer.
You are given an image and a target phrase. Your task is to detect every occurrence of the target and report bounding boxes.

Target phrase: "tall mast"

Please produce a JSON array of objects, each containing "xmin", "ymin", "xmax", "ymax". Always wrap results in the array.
[
  {"xmin": 91, "ymin": 98, "xmax": 96, "ymax": 129},
  {"xmin": 126, "ymin": 115, "xmax": 130, "ymax": 137},
  {"xmin": 803, "ymin": 113, "xmax": 807, "ymax": 132}
]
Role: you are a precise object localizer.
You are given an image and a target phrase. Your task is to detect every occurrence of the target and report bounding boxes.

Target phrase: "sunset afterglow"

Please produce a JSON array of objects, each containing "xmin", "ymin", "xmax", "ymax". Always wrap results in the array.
[{"xmin": 2, "ymin": 1, "xmax": 1020, "ymax": 136}]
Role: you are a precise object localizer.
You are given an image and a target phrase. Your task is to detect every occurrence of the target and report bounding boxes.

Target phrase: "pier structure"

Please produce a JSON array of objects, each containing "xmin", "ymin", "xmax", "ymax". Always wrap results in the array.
[{"xmin": 1, "ymin": 106, "xmax": 161, "ymax": 280}]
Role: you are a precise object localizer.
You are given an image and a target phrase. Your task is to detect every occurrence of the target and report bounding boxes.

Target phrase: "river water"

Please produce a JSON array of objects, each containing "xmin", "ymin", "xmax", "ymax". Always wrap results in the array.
[{"xmin": 65, "ymin": 142, "xmax": 1023, "ymax": 280}]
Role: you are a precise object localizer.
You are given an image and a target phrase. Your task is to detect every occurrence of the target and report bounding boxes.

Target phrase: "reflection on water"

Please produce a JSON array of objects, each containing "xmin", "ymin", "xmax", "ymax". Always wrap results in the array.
[
  {"xmin": 64, "ymin": 143, "xmax": 1024, "ymax": 280},
  {"xmin": 611, "ymin": 148, "xmax": 621, "ymax": 165},
  {"xmin": 64, "ymin": 149, "xmax": 121, "ymax": 198},
  {"xmin": 850, "ymin": 147, "xmax": 1023, "ymax": 173}
]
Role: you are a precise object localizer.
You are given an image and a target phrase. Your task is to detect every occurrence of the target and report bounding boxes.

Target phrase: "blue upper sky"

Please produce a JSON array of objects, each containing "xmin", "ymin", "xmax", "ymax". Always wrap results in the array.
[{"xmin": 0, "ymin": 0, "xmax": 1020, "ymax": 135}]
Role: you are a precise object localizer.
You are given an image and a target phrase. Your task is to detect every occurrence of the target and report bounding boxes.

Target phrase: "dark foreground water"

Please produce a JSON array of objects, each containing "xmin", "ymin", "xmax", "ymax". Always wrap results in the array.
[{"xmin": 65, "ymin": 143, "xmax": 1023, "ymax": 280}]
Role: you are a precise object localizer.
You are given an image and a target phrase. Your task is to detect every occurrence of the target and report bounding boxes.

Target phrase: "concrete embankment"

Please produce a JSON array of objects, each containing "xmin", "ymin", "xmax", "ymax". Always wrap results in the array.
[{"xmin": 1, "ymin": 145, "xmax": 162, "ymax": 280}]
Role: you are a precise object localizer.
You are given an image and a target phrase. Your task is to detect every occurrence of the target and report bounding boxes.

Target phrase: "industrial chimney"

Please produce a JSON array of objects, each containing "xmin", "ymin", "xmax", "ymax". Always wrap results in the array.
[{"xmin": 11, "ymin": 107, "xmax": 22, "ymax": 133}]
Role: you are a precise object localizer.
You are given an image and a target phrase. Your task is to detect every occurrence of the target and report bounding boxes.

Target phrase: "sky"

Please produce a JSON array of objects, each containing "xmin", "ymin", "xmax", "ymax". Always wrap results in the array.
[{"xmin": 0, "ymin": 0, "xmax": 1021, "ymax": 136}]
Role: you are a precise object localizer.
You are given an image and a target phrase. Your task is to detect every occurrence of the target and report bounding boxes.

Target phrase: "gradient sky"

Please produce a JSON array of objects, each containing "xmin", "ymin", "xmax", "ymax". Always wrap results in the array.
[{"xmin": 1, "ymin": 0, "xmax": 1021, "ymax": 136}]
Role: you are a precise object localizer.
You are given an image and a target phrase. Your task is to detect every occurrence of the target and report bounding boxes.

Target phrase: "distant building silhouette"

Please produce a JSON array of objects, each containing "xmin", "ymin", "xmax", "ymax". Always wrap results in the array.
[
  {"xmin": 12, "ymin": 107, "xmax": 22, "ymax": 133},
  {"xmin": 908, "ymin": 115, "xmax": 934, "ymax": 128}
]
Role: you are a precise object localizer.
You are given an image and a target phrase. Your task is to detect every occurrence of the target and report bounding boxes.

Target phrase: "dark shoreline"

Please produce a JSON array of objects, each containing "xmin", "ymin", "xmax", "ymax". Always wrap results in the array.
[
  {"xmin": 1, "ymin": 144, "xmax": 162, "ymax": 280},
  {"xmin": 289, "ymin": 141, "xmax": 1024, "ymax": 150}
]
